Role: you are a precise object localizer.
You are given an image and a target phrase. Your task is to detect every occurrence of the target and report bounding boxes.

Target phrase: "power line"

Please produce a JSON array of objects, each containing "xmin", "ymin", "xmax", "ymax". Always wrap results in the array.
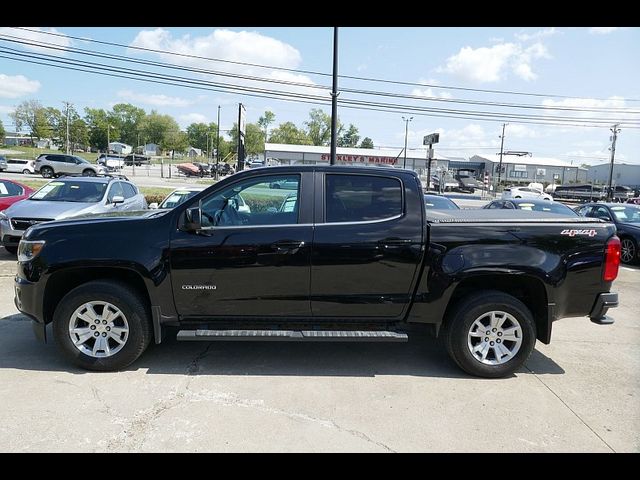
[
  {"xmin": 1, "ymin": 49, "xmax": 640, "ymax": 131},
  {"xmin": 12, "ymin": 26, "xmax": 640, "ymax": 103},
  {"xmin": 2, "ymin": 45, "xmax": 638, "ymax": 128}
]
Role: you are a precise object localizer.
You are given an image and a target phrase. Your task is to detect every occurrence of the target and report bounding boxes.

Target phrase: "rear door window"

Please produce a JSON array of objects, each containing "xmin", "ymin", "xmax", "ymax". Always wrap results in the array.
[
  {"xmin": 121, "ymin": 182, "xmax": 137, "ymax": 199},
  {"xmin": 325, "ymin": 174, "xmax": 402, "ymax": 223}
]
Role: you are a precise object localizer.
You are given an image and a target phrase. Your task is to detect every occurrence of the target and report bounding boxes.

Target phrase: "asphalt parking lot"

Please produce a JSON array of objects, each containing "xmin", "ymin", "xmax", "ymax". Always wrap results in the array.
[{"xmin": 0, "ymin": 247, "xmax": 638, "ymax": 452}]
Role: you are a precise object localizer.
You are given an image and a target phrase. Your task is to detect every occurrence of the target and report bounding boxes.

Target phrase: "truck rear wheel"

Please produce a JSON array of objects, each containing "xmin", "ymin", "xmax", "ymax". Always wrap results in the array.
[
  {"xmin": 443, "ymin": 291, "xmax": 536, "ymax": 378},
  {"xmin": 52, "ymin": 280, "xmax": 152, "ymax": 371}
]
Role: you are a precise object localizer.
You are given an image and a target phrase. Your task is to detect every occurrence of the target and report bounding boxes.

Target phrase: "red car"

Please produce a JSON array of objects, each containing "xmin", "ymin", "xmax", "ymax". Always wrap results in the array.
[{"xmin": 0, "ymin": 179, "xmax": 35, "ymax": 211}]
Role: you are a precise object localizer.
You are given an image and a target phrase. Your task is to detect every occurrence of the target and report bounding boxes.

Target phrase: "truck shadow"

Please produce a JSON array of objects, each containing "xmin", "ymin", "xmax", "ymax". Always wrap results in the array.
[{"xmin": 0, "ymin": 315, "xmax": 565, "ymax": 378}]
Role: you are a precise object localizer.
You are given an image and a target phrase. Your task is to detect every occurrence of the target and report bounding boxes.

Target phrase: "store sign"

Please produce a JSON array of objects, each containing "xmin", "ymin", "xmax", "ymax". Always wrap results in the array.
[
  {"xmin": 536, "ymin": 168, "xmax": 546, "ymax": 176},
  {"xmin": 320, "ymin": 154, "xmax": 397, "ymax": 165},
  {"xmin": 514, "ymin": 164, "xmax": 527, "ymax": 172}
]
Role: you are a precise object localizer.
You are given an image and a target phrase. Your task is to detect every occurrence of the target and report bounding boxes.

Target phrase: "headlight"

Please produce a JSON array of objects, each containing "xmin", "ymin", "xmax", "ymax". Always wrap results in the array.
[{"xmin": 17, "ymin": 240, "xmax": 45, "ymax": 262}]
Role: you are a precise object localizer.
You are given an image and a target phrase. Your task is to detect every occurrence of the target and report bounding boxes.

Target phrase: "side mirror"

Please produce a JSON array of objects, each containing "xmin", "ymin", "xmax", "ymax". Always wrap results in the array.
[
  {"xmin": 149, "ymin": 202, "xmax": 158, "ymax": 209},
  {"xmin": 185, "ymin": 207, "xmax": 202, "ymax": 231},
  {"xmin": 111, "ymin": 195, "xmax": 125, "ymax": 205}
]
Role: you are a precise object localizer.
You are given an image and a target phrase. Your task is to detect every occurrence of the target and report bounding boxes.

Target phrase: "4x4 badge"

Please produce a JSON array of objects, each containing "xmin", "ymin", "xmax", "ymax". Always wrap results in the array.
[{"xmin": 560, "ymin": 229, "xmax": 598, "ymax": 237}]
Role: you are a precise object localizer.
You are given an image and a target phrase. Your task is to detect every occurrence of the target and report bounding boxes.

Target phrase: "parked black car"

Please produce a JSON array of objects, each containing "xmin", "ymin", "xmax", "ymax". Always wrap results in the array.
[
  {"xmin": 574, "ymin": 203, "xmax": 640, "ymax": 264},
  {"xmin": 14, "ymin": 166, "xmax": 620, "ymax": 377},
  {"xmin": 424, "ymin": 194, "xmax": 460, "ymax": 210},
  {"xmin": 123, "ymin": 154, "xmax": 150, "ymax": 166}
]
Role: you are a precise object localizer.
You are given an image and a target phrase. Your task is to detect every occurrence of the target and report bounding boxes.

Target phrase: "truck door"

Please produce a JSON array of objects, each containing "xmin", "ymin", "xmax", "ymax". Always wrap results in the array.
[
  {"xmin": 170, "ymin": 172, "xmax": 313, "ymax": 317},
  {"xmin": 311, "ymin": 172, "xmax": 424, "ymax": 319}
]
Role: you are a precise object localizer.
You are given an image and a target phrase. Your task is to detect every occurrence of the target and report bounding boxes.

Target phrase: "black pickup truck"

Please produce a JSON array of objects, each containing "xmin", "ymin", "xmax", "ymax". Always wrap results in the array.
[{"xmin": 14, "ymin": 166, "xmax": 621, "ymax": 377}]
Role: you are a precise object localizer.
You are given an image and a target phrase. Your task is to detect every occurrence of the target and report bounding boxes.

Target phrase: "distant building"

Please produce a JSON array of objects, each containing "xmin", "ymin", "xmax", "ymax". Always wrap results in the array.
[
  {"xmin": 142, "ymin": 143, "xmax": 161, "ymax": 156},
  {"xmin": 470, "ymin": 155, "xmax": 587, "ymax": 186},
  {"xmin": 3, "ymin": 132, "xmax": 32, "ymax": 147},
  {"xmin": 108, "ymin": 142, "xmax": 132, "ymax": 155},
  {"xmin": 588, "ymin": 163, "xmax": 640, "ymax": 190},
  {"xmin": 35, "ymin": 139, "xmax": 59, "ymax": 150},
  {"xmin": 187, "ymin": 147, "xmax": 203, "ymax": 158}
]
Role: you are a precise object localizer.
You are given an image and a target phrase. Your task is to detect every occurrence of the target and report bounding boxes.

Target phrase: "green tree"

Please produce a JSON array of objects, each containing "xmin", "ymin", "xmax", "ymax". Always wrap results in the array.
[
  {"xmin": 84, "ymin": 108, "xmax": 119, "ymax": 151},
  {"xmin": 359, "ymin": 137, "xmax": 374, "ymax": 149},
  {"xmin": 268, "ymin": 121, "xmax": 312, "ymax": 145},
  {"xmin": 186, "ymin": 122, "xmax": 214, "ymax": 152},
  {"xmin": 338, "ymin": 124, "xmax": 360, "ymax": 147},
  {"xmin": 0, "ymin": 119, "xmax": 5, "ymax": 144},
  {"xmin": 139, "ymin": 110, "xmax": 179, "ymax": 147},
  {"xmin": 110, "ymin": 103, "xmax": 146, "ymax": 146},
  {"xmin": 229, "ymin": 122, "xmax": 265, "ymax": 158},
  {"xmin": 10, "ymin": 100, "xmax": 52, "ymax": 142},
  {"xmin": 69, "ymin": 118, "xmax": 89, "ymax": 152},
  {"xmin": 258, "ymin": 110, "xmax": 276, "ymax": 143},
  {"xmin": 304, "ymin": 108, "xmax": 342, "ymax": 146},
  {"xmin": 162, "ymin": 129, "xmax": 189, "ymax": 160}
]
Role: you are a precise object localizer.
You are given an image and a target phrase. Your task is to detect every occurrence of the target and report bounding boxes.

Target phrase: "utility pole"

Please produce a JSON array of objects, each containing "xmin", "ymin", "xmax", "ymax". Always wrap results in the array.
[
  {"xmin": 402, "ymin": 116, "xmax": 413, "ymax": 169},
  {"xmin": 606, "ymin": 124, "xmax": 621, "ymax": 201},
  {"xmin": 63, "ymin": 101, "xmax": 72, "ymax": 154},
  {"xmin": 216, "ymin": 105, "xmax": 221, "ymax": 180},
  {"xmin": 496, "ymin": 123, "xmax": 507, "ymax": 195},
  {"xmin": 329, "ymin": 27, "xmax": 339, "ymax": 166}
]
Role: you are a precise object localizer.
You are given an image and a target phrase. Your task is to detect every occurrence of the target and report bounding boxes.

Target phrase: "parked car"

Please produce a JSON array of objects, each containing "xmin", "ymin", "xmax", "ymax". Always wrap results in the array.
[
  {"xmin": 424, "ymin": 193, "xmax": 460, "ymax": 210},
  {"xmin": 574, "ymin": 203, "xmax": 640, "ymax": 264},
  {"xmin": 5, "ymin": 158, "xmax": 36, "ymax": 174},
  {"xmin": 35, "ymin": 154, "xmax": 108, "ymax": 178},
  {"xmin": 0, "ymin": 176, "xmax": 146, "ymax": 254},
  {"xmin": 269, "ymin": 178, "xmax": 298, "ymax": 190},
  {"xmin": 484, "ymin": 198, "xmax": 578, "ymax": 215},
  {"xmin": 0, "ymin": 179, "xmax": 35, "ymax": 212},
  {"xmin": 14, "ymin": 166, "xmax": 620, "ymax": 377},
  {"xmin": 151, "ymin": 187, "xmax": 205, "ymax": 209},
  {"xmin": 0, "ymin": 155, "xmax": 7, "ymax": 172},
  {"xmin": 627, "ymin": 197, "xmax": 640, "ymax": 205},
  {"xmin": 123, "ymin": 154, "xmax": 150, "ymax": 166},
  {"xmin": 502, "ymin": 186, "xmax": 553, "ymax": 201}
]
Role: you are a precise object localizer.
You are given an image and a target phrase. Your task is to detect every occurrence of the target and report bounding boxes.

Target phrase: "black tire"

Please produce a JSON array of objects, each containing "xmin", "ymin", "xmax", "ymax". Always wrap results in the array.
[
  {"xmin": 82, "ymin": 169, "xmax": 97, "ymax": 177},
  {"xmin": 4, "ymin": 246, "xmax": 17, "ymax": 255},
  {"xmin": 22, "ymin": 169, "xmax": 31, "ymax": 175},
  {"xmin": 41, "ymin": 166, "xmax": 54, "ymax": 178},
  {"xmin": 620, "ymin": 237, "xmax": 637, "ymax": 265},
  {"xmin": 442, "ymin": 290, "xmax": 536, "ymax": 378},
  {"xmin": 52, "ymin": 280, "xmax": 152, "ymax": 371}
]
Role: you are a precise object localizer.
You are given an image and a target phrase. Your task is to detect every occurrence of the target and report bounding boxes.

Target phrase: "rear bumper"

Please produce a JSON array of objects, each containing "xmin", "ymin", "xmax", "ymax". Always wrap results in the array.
[{"xmin": 589, "ymin": 292, "xmax": 618, "ymax": 324}]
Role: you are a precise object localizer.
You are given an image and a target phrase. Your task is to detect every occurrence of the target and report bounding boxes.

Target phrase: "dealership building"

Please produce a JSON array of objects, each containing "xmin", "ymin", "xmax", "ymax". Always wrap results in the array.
[
  {"xmin": 264, "ymin": 143, "xmax": 588, "ymax": 186},
  {"xmin": 587, "ymin": 163, "xmax": 640, "ymax": 190}
]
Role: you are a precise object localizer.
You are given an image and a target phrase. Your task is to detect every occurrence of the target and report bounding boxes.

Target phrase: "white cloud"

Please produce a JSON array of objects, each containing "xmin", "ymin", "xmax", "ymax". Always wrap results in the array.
[
  {"xmin": 0, "ymin": 73, "xmax": 41, "ymax": 98},
  {"xmin": 411, "ymin": 87, "xmax": 453, "ymax": 99},
  {"xmin": 179, "ymin": 113, "xmax": 208, "ymax": 125},
  {"xmin": 437, "ymin": 42, "xmax": 550, "ymax": 83},
  {"xmin": 0, "ymin": 27, "xmax": 72, "ymax": 54},
  {"xmin": 541, "ymin": 96, "xmax": 634, "ymax": 124},
  {"xmin": 506, "ymin": 124, "xmax": 538, "ymax": 139},
  {"xmin": 0, "ymin": 105, "xmax": 15, "ymax": 114},
  {"xmin": 589, "ymin": 27, "xmax": 619, "ymax": 35},
  {"xmin": 117, "ymin": 90, "xmax": 194, "ymax": 107},
  {"xmin": 515, "ymin": 28, "xmax": 558, "ymax": 42},
  {"xmin": 128, "ymin": 28, "xmax": 319, "ymax": 97}
]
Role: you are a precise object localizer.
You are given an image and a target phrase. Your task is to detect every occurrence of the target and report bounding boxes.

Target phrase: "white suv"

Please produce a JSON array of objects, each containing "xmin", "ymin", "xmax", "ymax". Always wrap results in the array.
[
  {"xmin": 502, "ymin": 186, "xmax": 553, "ymax": 201},
  {"xmin": 35, "ymin": 154, "xmax": 108, "ymax": 178}
]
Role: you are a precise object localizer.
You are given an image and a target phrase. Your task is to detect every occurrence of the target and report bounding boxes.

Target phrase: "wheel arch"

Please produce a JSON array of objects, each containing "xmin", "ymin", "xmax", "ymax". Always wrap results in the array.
[
  {"xmin": 443, "ymin": 274, "xmax": 551, "ymax": 343},
  {"xmin": 43, "ymin": 267, "xmax": 151, "ymax": 329}
]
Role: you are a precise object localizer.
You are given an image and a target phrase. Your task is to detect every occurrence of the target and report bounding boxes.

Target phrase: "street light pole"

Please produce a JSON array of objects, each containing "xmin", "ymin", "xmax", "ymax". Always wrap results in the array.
[
  {"xmin": 329, "ymin": 27, "xmax": 339, "ymax": 166},
  {"xmin": 496, "ymin": 123, "xmax": 507, "ymax": 194},
  {"xmin": 402, "ymin": 116, "xmax": 413, "ymax": 169}
]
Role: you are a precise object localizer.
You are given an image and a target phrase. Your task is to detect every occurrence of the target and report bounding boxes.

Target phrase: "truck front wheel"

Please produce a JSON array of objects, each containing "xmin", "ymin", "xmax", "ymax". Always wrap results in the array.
[
  {"xmin": 443, "ymin": 291, "xmax": 536, "ymax": 378},
  {"xmin": 52, "ymin": 280, "xmax": 152, "ymax": 371}
]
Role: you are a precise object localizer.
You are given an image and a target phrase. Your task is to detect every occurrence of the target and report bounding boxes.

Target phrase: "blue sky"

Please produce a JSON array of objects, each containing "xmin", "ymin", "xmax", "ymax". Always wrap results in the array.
[{"xmin": 1, "ymin": 26, "xmax": 638, "ymax": 165}]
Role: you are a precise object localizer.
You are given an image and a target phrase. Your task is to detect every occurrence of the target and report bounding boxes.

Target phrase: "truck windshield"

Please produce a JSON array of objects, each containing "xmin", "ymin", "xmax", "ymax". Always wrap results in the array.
[{"xmin": 30, "ymin": 181, "xmax": 108, "ymax": 203}]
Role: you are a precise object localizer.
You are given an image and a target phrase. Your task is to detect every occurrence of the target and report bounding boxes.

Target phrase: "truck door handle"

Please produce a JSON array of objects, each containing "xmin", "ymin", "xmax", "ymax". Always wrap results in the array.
[
  {"xmin": 378, "ymin": 238, "xmax": 412, "ymax": 247},
  {"xmin": 272, "ymin": 240, "xmax": 305, "ymax": 254}
]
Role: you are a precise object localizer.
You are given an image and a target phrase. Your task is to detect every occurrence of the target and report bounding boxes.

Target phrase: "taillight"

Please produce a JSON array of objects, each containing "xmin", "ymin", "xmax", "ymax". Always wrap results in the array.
[{"xmin": 603, "ymin": 236, "xmax": 621, "ymax": 282}]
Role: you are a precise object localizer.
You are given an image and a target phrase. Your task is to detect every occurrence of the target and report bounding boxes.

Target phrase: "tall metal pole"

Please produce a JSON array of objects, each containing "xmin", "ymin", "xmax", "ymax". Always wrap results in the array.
[
  {"xmin": 402, "ymin": 116, "xmax": 413, "ymax": 169},
  {"xmin": 329, "ymin": 27, "xmax": 339, "ymax": 166},
  {"xmin": 216, "ymin": 105, "xmax": 221, "ymax": 180},
  {"xmin": 606, "ymin": 124, "xmax": 621, "ymax": 202},
  {"xmin": 496, "ymin": 123, "xmax": 507, "ymax": 194},
  {"xmin": 63, "ymin": 101, "xmax": 71, "ymax": 154}
]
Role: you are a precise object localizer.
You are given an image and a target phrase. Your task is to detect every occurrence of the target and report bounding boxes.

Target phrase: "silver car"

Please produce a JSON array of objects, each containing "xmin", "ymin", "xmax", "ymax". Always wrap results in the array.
[
  {"xmin": 0, "ymin": 176, "xmax": 147, "ymax": 254},
  {"xmin": 35, "ymin": 153, "xmax": 108, "ymax": 178}
]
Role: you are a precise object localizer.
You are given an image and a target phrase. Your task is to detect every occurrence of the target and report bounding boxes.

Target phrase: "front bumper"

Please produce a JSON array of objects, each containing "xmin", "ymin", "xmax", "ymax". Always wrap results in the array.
[
  {"xmin": 0, "ymin": 220, "xmax": 26, "ymax": 247},
  {"xmin": 15, "ymin": 273, "xmax": 47, "ymax": 341},
  {"xmin": 589, "ymin": 292, "xmax": 618, "ymax": 325}
]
